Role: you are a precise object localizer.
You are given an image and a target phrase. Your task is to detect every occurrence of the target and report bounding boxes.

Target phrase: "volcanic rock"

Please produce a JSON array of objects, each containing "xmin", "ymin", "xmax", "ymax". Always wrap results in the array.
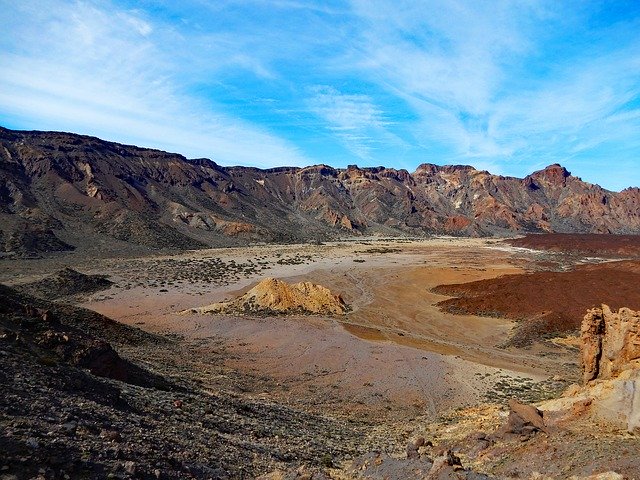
[
  {"xmin": 3, "ymin": 127, "xmax": 640, "ymax": 254},
  {"xmin": 433, "ymin": 261, "xmax": 640, "ymax": 346},
  {"xmin": 190, "ymin": 278, "xmax": 349, "ymax": 316},
  {"xmin": 543, "ymin": 305, "xmax": 640, "ymax": 434},
  {"xmin": 493, "ymin": 399, "xmax": 548, "ymax": 441},
  {"xmin": 16, "ymin": 267, "xmax": 113, "ymax": 300},
  {"xmin": 581, "ymin": 305, "xmax": 640, "ymax": 382},
  {"xmin": 0, "ymin": 283, "xmax": 170, "ymax": 389}
]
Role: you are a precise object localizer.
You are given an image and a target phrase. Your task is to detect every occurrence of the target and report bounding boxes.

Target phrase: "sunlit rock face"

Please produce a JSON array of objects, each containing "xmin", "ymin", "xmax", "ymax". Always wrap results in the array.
[
  {"xmin": 554, "ymin": 305, "xmax": 640, "ymax": 434},
  {"xmin": 2, "ymin": 127, "xmax": 640, "ymax": 254}
]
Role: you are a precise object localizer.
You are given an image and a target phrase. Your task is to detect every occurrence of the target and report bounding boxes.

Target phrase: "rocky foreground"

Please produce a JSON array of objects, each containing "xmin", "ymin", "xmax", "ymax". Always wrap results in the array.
[
  {"xmin": 2, "ymin": 127, "xmax": 640, "ymax": 255},
  {"xmin": 0, "ymin": 284, "xmax": 371, "ymax": 479},
  {"xmin": 2, "ymin": 277, "xmax": 640, "ymax": 479}
]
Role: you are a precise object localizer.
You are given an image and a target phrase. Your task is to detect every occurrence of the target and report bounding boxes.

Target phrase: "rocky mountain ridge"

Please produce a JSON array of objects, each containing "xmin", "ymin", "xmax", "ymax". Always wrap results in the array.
[{"xmin": 2, "ymin": 127, "xmax": 640, "ymax": 254}]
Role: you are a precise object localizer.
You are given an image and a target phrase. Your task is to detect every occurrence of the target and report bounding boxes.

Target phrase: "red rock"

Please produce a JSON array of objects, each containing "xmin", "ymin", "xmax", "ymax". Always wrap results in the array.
[{"xmin": 3, "ymin": 127, "xmax": 640, "ymax": 254}]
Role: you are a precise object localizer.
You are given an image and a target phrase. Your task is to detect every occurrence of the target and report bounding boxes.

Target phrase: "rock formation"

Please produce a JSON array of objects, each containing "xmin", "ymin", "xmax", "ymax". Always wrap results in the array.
[
  {"xmin": 16, "ymin": 267, "xmax": 113, "ymax": 300},
  {"xmin": 493, "ymin": 399, "xmax": 549, "ymax": 441},
  {"xmin": 189, "ymin": 277, "xmax": 349, "ymax": 316},
  {"xmin": 0, "ymin": 284, "xmax": 170, "ymax": 389},
  {"xmin": 581, "ymin": 305, "xmax": 640, "ymax": 382},
  {"xmin": 545, "ymin": 305, "xmax": 640, "ymax": 434},
  {"xmin": 2, "ymin": 127, "xmax": 640, "ymax": 254}
]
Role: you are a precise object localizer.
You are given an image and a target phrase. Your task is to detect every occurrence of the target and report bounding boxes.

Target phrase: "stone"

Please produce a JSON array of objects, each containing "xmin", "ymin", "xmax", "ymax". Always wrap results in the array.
[
  {"xmin": 426, "ymin": 450, "xmax": 464, "ymax": 479},
  {"xmin": 493, "ymin": 399, "xmax": 548, "ymax": 441},
  {"xmin": 123, "ymin": 461, "xmax": 137, "ymax": 475},
  {"xmin": 188, "ymin": 278, "xmax": 349, "ymax": 316},
  {"xmin": 406, "ymin": 436, "xmax": 427, "ymax": 459},
  {"xmin": 581, "ymin": 305, "xmax": 640, "ymax": 383},
  {"xmin": 25, "ymin": 438, "xmax": 39, "ymax": 449},
  {"xmin": 123, "ymin": 460, "xmax": 138, "ymax": 475}
]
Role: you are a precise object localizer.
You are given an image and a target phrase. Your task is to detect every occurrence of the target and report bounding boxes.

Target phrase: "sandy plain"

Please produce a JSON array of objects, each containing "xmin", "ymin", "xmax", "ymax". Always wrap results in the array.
[{"xmin": 0, "ymin": 236, "xmax": 582, "ymax": 422}]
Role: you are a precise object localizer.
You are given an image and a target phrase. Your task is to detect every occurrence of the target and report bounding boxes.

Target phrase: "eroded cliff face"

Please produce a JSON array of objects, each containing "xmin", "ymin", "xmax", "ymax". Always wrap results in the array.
[
  {"xmin": 2, "ymin": 127, "xmax": 640, "ymax": 253},
  {"xmin": 546, "ymin": 305, "xmax": 640, "ymax": 434},
  {"xmin": 581, "ymin": 305, "xmax": 640, "ymax": 383}
]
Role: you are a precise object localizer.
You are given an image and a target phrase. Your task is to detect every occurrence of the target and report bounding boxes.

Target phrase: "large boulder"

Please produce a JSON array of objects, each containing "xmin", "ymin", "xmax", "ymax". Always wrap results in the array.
[{"xmin": 492, "ymin": 399, "xmax": 549, "ymax": 441}]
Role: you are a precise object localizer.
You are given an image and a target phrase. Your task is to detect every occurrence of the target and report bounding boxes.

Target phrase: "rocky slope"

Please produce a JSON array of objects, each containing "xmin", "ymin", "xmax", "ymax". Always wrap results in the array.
[
  {"xmin": 387, "ymin": 305, "xmax": 640, "ymax": 479},
  {"xmin": 188, "ymin": 277, "xmax": 349, "ymax": 316},
  {"xmin": 0, "ymin": 284, "xmax": 371, "ymax": 479},
  {"xmin": 2, "ymin": 127, "xmax": 640, "ymax": 254},
  {"xmin": 15, "ymin": 267, "xmax": 113, "ymax": 300}
]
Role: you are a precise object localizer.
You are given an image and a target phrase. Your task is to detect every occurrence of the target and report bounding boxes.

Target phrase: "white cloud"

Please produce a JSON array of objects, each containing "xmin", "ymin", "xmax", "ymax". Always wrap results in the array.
[
  {"xmin": 349, "ymin": 0, "xmax": 537, "ymax": 114},
  {"xmin": 0, "ymin": 0, "xmax": 310, "ymax": 167},
  {"xmin": 346, "ymin": 0, "xmax": 640, "ymax": 184},
  {"xmin": 307, "ymin": 86, "xmax": 406, "ymax": 159}
]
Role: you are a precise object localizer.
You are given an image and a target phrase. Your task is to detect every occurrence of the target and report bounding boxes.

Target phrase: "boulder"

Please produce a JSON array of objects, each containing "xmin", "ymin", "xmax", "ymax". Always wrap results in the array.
[{"xmin": 492, "ymin": 399, "xmax": 548, "ymax": 441}]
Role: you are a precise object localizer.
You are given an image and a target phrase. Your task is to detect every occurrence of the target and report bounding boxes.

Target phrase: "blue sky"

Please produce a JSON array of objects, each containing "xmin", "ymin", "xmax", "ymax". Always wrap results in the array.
[{"xmin": 1, "ymin": 0, "xmax": 639, "ymax": 190}]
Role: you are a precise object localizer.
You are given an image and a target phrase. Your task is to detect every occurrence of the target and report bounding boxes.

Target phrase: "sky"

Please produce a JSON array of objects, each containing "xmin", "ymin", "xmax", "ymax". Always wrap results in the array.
[{"xmin": 1, "ymin": 1, "xmax": 640, "ymax": 191}]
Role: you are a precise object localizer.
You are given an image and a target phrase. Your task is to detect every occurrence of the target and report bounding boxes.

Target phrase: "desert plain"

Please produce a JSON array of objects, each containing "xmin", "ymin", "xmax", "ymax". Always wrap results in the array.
[{"xmin": 3, "ymin": 234, "xmax": 640, "ymax": 478}]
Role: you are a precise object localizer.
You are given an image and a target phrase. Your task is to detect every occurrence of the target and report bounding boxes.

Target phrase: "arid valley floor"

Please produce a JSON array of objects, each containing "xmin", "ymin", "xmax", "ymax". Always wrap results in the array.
[{"xmin": 2, "ymin": 235, "xmax": 640, "ymax": 479}]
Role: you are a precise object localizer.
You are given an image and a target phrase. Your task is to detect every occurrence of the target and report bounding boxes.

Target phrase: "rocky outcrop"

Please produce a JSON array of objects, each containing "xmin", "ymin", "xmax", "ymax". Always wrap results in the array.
[
  {"xmin": 575, "ymin": 305, "xmax": 640, "ymax": 433},
  {"xmin": 16, "ymin": 267, "xmax": 113, "ymax": 300},
  {"xmin": 493, "ymin": 399, "xmax": 549, "ymax": 441},
  {"xmin": 189, "ymin": 277, "xmax": 349, "ymax": 316},
  {"xmin": 0, "ymin": 284, "xmax": 170, "ymax": 389},
  {"xmin": 2, "ymin": 127, "xmax": 640, "ymax": 253},
  {"xmin": 543, "ymin": 305, "xmax": 640, "ymax": 434},
  {"xmin": 581, "ymin": 305, "xmax": 640, "ymax": 382},
  {"xmin": 0, "ymin": 284, "xmax": 368, "ymax": 479}
]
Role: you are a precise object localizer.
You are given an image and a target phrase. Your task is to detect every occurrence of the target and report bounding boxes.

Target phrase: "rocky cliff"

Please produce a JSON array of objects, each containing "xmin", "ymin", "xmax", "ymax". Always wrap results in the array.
[
  {"xmin": 544, "ymin": 305, "xmax": 640, "ymax": 434},
  {"xmin": 2, "ymin": 127, "xmax": 640, "ymax": 254},
  {"xmin": 581, "ymin": 305, "xmax": 640, "ymax": 383}
]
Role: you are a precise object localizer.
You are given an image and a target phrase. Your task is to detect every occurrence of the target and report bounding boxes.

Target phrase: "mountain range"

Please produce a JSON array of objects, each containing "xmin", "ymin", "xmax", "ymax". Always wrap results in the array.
[{"xmin": 1, "ymin": 126, "xmax": 639, "ymax": 254}]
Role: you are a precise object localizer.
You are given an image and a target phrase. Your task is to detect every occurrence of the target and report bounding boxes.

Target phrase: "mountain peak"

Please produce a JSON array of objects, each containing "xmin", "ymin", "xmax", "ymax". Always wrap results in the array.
[
  {"xmin": 2, "ymin": 127, "xmax": 640, "ymax": 255},
  {"xmin": 528, "ymin": 163, "xmax": 571, "ymax": 186}
]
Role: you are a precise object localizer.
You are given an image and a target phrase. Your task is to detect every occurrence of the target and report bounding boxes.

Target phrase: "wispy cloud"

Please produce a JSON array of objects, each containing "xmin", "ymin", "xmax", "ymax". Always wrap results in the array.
[
  {"xmin": 1, "ymin": 0, "xmax": 640, "ymax": 188},
  {"xmin": 0, "ymin": 0, "xmax": 310, "ymax": 167},
  {"xmin": 346, "ymin": 1, "xmax": 640, "ymax": 184},
  {"xmin": 307, "ymin": 86, "xmax": 406, "ymax": 159}
]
